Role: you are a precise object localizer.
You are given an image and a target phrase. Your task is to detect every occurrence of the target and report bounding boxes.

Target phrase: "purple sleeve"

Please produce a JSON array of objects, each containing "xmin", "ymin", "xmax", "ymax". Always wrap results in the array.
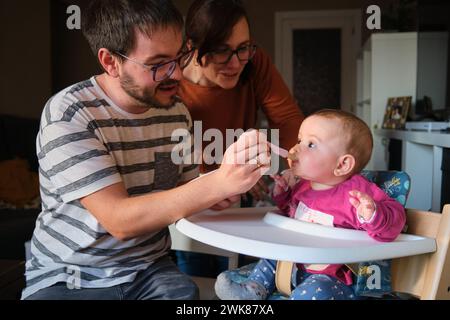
[{"xmin": 357, "ymin": 182, "xmax": 406, "ymax": 242}]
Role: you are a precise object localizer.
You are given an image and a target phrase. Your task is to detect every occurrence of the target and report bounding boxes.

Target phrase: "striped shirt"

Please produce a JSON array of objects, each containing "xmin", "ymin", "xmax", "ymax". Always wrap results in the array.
[{"xmin": 22, "ymin": 76, "xmax": 198, "ymax": 299}]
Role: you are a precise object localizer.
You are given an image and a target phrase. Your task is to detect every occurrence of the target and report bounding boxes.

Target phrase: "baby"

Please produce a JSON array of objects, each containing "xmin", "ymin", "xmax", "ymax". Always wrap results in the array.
[{"xmin": 215, "ymin": 109, "xmax": 406, "ymax": 300}]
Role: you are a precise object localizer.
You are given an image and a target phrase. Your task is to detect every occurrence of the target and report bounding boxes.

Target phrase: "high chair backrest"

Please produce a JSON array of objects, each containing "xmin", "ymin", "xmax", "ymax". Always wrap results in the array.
[
  {"xmin": 360, "ymin": 170, "xmax": 410, "ymax": 206},
  {"xmin": 390, "ymin": 205, "xmax": 450, "ymax": 299}
]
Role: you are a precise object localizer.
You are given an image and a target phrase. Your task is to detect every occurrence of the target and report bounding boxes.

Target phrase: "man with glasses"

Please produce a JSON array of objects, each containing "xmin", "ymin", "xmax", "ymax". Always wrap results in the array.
[{"xmin": 22, "ymin": 0, "xmax": 268, "ymax": 300}]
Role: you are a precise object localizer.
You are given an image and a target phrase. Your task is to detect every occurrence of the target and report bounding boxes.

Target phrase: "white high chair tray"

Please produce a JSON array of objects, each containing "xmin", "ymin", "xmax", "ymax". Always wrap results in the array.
[{"xmin": 176, "ymin": 207, "xmax": 436, "ymax": 264}]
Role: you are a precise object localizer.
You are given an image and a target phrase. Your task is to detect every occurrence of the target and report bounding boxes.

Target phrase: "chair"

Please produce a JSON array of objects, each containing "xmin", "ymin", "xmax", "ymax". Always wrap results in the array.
[{"xmin": 217, "ymin": 170, "xmax": 450, "ymax": 300}]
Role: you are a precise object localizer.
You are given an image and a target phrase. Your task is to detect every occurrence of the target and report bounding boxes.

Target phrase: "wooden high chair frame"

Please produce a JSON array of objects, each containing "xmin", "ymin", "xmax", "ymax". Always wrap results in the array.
[{"xmin": 275, "ymin": 205, "xmax": 450, "ymax": 300}]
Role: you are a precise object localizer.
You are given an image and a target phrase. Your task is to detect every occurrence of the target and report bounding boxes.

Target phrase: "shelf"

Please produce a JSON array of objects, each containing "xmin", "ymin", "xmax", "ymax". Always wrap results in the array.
[{"xmin": 374, "ymin": 129, "xmax": 450, "ymax": 148}]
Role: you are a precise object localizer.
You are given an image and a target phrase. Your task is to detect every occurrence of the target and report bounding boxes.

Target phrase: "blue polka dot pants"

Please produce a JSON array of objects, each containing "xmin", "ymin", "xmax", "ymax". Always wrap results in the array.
[{"xmin": 248, "ymin": 259, "xmax": 357, "ymax": 300}]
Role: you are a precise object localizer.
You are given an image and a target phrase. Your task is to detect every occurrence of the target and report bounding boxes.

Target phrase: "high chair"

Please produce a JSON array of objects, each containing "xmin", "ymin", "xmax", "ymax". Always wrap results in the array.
[
  {"xmin": 274, "ymin": 205, "xmax": 450, "ymax": 299},
  {"xmin": 211, "ymin": 171, "xmax": 449, "ymax": 300}
]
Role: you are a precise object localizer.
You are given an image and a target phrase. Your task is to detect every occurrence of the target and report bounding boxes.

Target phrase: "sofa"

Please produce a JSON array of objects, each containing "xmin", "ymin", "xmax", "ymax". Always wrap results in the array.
[{"xmin": 0, "ymin": 114, "xmax": 41, "ymax": 260}]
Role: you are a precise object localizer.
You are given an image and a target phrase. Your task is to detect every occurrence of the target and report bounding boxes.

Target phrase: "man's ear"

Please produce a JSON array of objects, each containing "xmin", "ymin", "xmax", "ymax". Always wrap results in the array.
[
  {"xmin": 334, "ymin": 154, "xmax": 355, "ymax": 177},
  {"xmin": 98, "ymin": 48, "xmax": 120, "ymax": 77}
]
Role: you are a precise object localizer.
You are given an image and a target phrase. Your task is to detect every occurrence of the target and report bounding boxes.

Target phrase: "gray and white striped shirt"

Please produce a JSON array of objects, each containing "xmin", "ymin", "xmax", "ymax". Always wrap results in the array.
[{"xmin": 22, "ymin": 76, "xmax": 198, "ymax": 299}]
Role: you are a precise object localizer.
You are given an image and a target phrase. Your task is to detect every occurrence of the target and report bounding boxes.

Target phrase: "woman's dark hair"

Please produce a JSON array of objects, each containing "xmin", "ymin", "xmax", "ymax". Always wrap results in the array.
[
  {"xmin": 82, "ymin": 0, "xmax": 184, "ymax": 58},
  {"xmin": 185, "ymin": 0, "xmax": 251, "ymax": 66}
]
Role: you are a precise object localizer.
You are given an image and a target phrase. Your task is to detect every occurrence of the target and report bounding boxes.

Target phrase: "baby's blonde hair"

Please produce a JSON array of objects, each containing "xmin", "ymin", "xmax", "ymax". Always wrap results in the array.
[{"xmin": 311, "ymin": 109, "xmax": 373, "ymax": 173}]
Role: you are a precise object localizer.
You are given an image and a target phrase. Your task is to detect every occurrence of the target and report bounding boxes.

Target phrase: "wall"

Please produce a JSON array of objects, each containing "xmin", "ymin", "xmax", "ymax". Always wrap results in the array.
[
  {"xmin": 1, "ymin": 0, "xmax": 399, "ymax": 118},
  {"xmin": 177, "ymin": 0, "xmax": 363, "ymax": 58},
  {"xmin": 51, "ymin": 0, "xmax": 101, "ymax": 93},
  {"xmin": 417, "ymin": 0, "xmax": 450, "ymax": 110},
  {"xmin": 0, "ymin": 0, "xmax": 52, "ymax": 119}
]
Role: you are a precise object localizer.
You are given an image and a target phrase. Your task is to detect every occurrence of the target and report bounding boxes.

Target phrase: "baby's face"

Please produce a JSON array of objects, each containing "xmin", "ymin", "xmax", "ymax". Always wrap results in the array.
[{"xmin": 290, "ymin": 115, "xmax": 347, "ymax": 183}]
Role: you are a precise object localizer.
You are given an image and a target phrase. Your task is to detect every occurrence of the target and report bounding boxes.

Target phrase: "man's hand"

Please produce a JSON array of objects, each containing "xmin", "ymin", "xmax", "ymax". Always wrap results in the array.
[
  {"xmin": 349, "ymin": 190, "xmax": 376, "ymax": 222},
  {"xmin": 216, "ymin": 130, "xmax": 271, "ymax": 198}
]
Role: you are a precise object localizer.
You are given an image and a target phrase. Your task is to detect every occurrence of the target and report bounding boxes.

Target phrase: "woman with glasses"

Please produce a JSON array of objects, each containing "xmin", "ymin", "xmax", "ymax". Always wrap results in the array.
[{"xmin": 176, "ymin": 0, "xmax": 305, "ymax": 277}]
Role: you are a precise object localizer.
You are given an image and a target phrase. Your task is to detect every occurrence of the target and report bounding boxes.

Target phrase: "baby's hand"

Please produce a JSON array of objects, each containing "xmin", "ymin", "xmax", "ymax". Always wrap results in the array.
[
  {"xmin": 349, "ymin": 190, "xmax": 376, "ymax": 222},
  {"xmin": 271, "ymin": 169, "xmax": 297, "ymax": 196},
  {"xmin": 271, "ymin": 175, "xmax": 289, "ymax": 196}
]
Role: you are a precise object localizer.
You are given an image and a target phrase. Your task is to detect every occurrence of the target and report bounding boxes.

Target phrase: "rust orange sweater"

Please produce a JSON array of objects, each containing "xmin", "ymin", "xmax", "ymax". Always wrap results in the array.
[{"xmin": 179, "ymin": 48, "xmax": 304, "ymax": 172}]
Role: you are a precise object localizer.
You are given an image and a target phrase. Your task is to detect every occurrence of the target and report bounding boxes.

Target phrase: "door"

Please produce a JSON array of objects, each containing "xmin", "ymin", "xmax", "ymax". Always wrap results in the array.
[{"xmin": 275, "ymin": 10, "xmax": 361, "ymax": 115}]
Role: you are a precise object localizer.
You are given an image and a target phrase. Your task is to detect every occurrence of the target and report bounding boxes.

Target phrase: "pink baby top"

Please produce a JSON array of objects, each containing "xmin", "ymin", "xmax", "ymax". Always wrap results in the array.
[{"xmin": 272, "ymin": 174, "xmax": 406, "ymax": 285}]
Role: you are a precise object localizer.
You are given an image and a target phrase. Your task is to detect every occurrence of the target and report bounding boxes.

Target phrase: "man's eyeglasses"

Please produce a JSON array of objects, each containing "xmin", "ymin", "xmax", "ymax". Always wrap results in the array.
[
  {"xmin": 114, "ymin": 49, "xmax": 194, "ymax": 82},
  {"xmin": 207, "ymin": 44, "xmax": 257, "ymax": 65}
]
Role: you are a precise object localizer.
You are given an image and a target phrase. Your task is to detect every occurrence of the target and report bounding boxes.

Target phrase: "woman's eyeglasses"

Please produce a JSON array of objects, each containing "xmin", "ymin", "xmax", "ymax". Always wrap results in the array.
[
  {"xmin": 207, "ymin": 44, "xmax": 257, "ymax": 65},
  {"xmin": 114, "ymin": 49, "xmax": 194, "ymax": 82}
]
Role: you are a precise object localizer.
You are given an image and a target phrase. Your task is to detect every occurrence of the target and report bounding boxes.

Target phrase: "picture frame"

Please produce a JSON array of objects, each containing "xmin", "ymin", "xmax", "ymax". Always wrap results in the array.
[{"xmin": 382, "ymin": 96, "xmax": 412, "ymax": 129}]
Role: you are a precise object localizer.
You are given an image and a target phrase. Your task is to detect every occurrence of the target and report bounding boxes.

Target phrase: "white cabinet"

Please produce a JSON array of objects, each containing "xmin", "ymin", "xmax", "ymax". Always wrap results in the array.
[
  {"xmin": 374, "ymin": 129, "xmax": 450, "ymax": 212},
  {"xmin": 357, "ymin": 32, "xmax": 450, "ymax": 211},
  {"xmin": 356, "ymin": 32, "xmax": 418, "ymax": 170}
]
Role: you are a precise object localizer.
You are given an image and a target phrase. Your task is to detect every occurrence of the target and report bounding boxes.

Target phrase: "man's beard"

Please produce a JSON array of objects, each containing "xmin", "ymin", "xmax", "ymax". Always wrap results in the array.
[{"xmin": 120, "ymin": 72, "xmax": 179, "ymax": 109}]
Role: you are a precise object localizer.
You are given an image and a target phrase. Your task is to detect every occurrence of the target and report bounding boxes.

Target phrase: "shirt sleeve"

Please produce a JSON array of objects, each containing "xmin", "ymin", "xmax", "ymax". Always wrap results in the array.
[
  {"xmin": 251, "ymin": 47, "xmax": 305, "ymax": 151},
  {"xmin": 38, "ymin": 119, "xmax": 122, "ymax": 204}
]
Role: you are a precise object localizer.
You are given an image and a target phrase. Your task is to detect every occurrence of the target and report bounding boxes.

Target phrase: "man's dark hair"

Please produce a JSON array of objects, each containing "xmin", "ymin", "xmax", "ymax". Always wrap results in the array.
[{"xmin": 82, "ymin": 0, "xmax": 184, "ymax": 57}]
